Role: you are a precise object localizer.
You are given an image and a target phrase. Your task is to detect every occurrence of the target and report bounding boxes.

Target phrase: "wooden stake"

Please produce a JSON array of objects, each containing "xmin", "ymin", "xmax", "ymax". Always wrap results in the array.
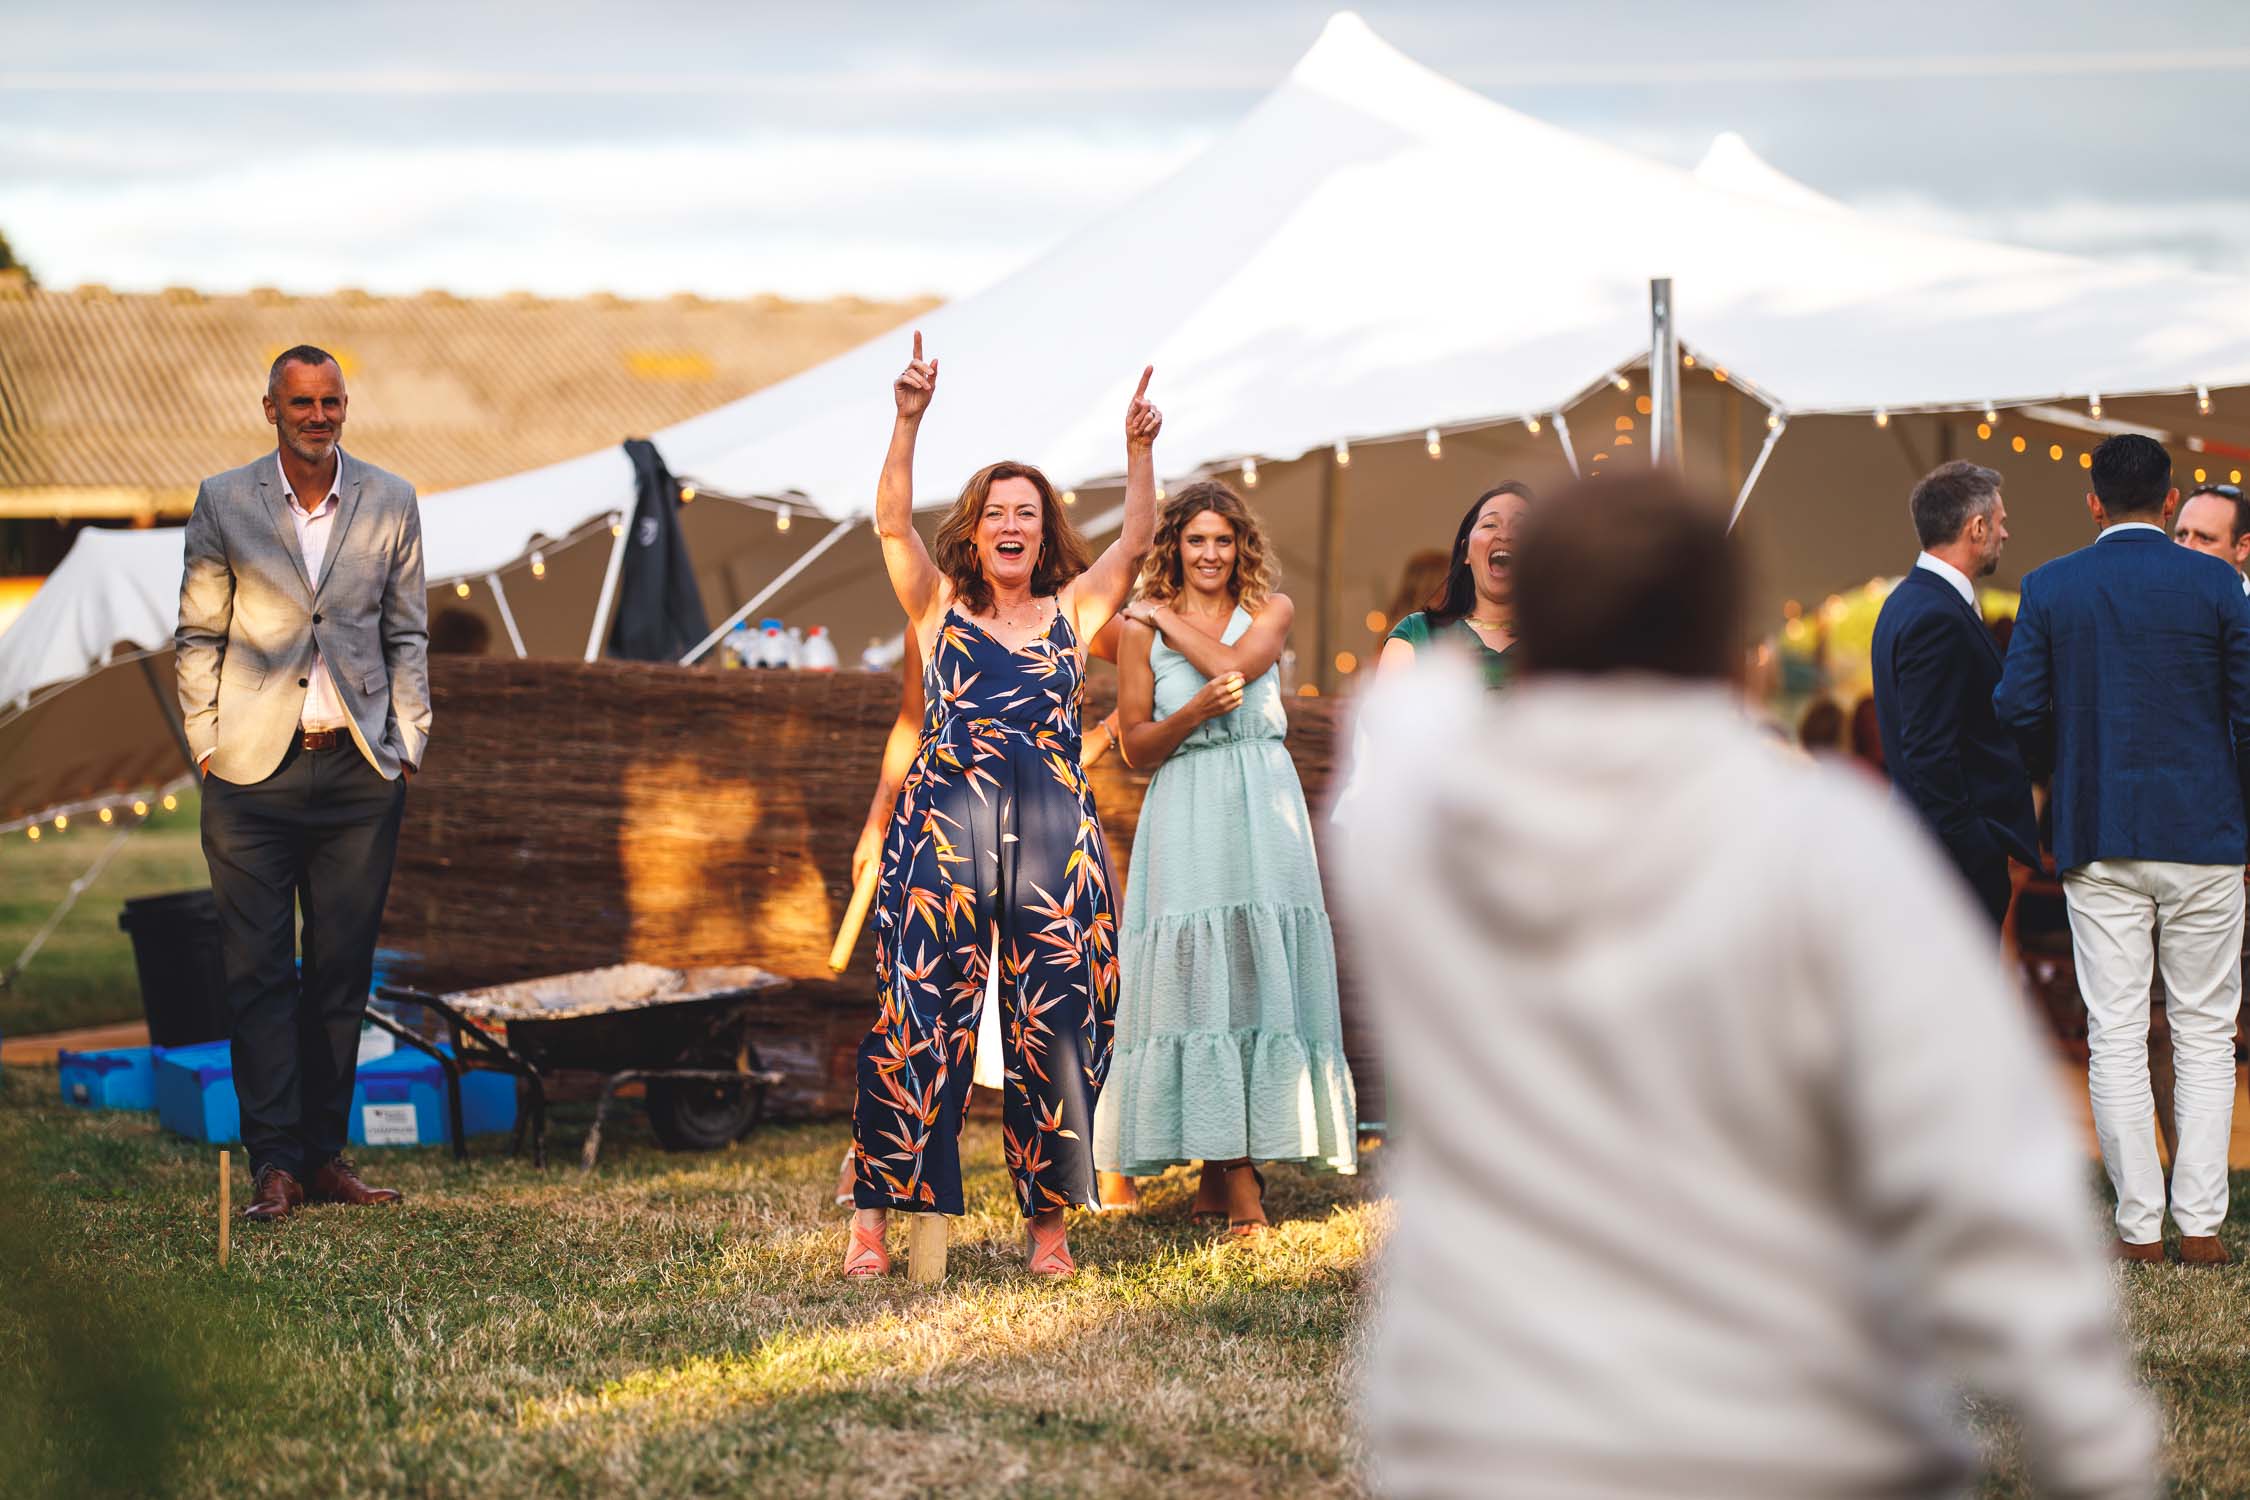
[
  {"xmin": 218, "ymin": 1150, "xmax": 230, "ymax": 1269},
  {"xmin": 905, "ymin": 1213, "xmax": 948, "ymax": 1285}
]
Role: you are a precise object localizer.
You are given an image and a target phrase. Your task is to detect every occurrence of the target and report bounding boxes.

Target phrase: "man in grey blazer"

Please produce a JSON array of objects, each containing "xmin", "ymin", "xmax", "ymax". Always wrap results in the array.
[{"xmin": 177, "ymin": 345, "xmax": 431, "ymax": 1222}]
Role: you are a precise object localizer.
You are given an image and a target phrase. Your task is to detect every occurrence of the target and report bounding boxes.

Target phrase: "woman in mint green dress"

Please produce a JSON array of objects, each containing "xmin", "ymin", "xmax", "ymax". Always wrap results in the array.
[
  {"xmin": 1095, "ymin": 481, "xmax": 1356, "ymax": 1233},
  {"xmin": 1377, "ymin": 482, "xmax": 1532, "ymax": 689}
]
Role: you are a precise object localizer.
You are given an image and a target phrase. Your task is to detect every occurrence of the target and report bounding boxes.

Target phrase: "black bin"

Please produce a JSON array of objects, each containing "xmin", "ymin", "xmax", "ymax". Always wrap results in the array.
[{"xmin": 117, "ymin": 890, "xmax": 231, "ymax": 1047}]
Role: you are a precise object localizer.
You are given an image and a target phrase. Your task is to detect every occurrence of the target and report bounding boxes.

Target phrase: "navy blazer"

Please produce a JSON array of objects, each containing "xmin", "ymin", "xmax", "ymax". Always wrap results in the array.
[
  {"xmin": 1993, "ymin": 525, "xmax": 2250, "ymax": 871},
  {"xmin": 1871, "ymin": 565, "xmax": 2040, "ymax": 880}
]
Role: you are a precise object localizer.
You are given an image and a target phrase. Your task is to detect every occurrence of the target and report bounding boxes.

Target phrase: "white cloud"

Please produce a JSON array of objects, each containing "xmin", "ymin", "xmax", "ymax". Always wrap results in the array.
[{"xmin": 2, "ymin": 130, "xmax": 1208, "ymax": 300}]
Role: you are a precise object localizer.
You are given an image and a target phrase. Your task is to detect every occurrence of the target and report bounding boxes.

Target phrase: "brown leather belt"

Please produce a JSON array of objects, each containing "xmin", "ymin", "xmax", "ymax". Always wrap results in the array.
[{"xmin": 299, "ymin": 728, "xmax": 345, "ymax": 751}]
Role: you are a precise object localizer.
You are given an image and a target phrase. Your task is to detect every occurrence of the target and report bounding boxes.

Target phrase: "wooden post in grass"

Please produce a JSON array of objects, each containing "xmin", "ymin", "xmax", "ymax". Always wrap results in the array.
[
  {"xmin": 905, "ymin": 1214, "xmax": 947, "ymax": 1284},
  {"xmin": 218, "ymin": 1150, "xmax": 230, "ymax": 1269}
]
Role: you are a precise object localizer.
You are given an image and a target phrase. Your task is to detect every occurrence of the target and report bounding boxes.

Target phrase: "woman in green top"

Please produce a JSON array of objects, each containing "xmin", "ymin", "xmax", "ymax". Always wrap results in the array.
[{"xmin": 1379, "ymin": 482, "xmax": 1532, "ymax": 690}]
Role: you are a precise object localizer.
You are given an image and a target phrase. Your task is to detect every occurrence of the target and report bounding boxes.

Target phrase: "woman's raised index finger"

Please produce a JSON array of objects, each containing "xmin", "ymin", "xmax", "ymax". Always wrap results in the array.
[
  {"xmin": 1133, "ymin": 365, "xmax": 1153, "ymax": 401},
  {"xmin": 912, "ymin": 330, "xmax": 923, "ymax": 362}
]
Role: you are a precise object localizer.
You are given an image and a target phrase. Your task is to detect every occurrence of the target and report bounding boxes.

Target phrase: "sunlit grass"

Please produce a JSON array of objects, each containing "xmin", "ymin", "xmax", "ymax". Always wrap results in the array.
[{"xmin": 3, "ymin": 1067, "xmax": 2242, "ymax": 1498}]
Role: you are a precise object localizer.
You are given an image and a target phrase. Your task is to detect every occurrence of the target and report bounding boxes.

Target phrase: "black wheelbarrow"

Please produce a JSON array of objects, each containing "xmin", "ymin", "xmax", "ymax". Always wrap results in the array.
[{"xmin": 366, "ymin": 963, "xmax": 787, "ymax": 1171}]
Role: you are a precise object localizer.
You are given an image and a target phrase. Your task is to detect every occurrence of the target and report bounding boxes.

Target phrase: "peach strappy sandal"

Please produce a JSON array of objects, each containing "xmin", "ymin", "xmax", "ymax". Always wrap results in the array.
[
  {"xmin": 1025, "ymin": 1215, "xmax": 1077, "ymax": 1277},
  {"xmin": 844, "ymin": 1221, "xmax": 891, "ymax": 1279}
]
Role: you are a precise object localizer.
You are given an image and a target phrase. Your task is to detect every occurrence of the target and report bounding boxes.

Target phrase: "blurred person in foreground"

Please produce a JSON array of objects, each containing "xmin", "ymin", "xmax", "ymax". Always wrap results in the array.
[
  {"xmin": 1871, "ymin": 460, "xmax": 2039, "ymax": 928},
  {"xmin": 1339, "ymin": 473, "xmax": 2154, "ymax": 1499},
  {"xmin": 2171, "ymin": 479, "xmax": 2250, "ymax": 593},
  {"xmin": 1996, "ymin": 434, "xmax": 2250, "ymax": 1267}
]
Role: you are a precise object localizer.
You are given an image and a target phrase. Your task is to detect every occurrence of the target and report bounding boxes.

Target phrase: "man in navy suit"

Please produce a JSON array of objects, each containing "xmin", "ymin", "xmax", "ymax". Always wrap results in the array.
[
  {"xmin": 1871, "ymin": 460, "xmax": 2038, "ymax": 928},
  {"xmin": 1995, "ymin": 433, "xmax": 2250, "ymax": 1267}
]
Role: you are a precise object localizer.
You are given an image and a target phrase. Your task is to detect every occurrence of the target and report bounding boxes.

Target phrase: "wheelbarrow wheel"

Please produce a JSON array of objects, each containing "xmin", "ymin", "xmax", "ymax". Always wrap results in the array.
[{"xmin": 645, "ymin": 1077, "xmax": 759, "ymax": 1152}]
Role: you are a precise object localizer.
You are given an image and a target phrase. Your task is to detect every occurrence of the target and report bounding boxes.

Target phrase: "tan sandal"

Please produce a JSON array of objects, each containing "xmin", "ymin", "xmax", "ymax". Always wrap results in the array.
[
  {"xmin": 1025, "ymin": 1215, "xmax": 1077, "ymax": 1276},
  {"xmin": 1226, "ymin": 1164, "xmax": 1269, "ymax": 1238},
  {"xmin": 844, "ymin": 1220, "xmax": 890, "ymax": 1279}
]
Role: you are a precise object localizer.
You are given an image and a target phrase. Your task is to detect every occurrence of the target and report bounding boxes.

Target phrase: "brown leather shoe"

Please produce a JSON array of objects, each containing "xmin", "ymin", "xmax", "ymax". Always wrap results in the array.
[
  {"xmin": 2178, "ymin": 1235, "xmax": 2233, "ymax": 1267},
  {"xmin": 242, "ymin": 1165, "xmax": 304, "ymax": 1223},
  {"xmin": 309, "ymin": 1156, "xmax": 403, "ymax": 1207},
  {"xmin": 2113, "ymin": 1238, "xmax": 2165, "ymax": 1263}
]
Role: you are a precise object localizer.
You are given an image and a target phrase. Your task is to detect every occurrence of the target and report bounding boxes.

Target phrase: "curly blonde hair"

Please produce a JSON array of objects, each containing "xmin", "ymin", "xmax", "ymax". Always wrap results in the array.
[
  {"xmin": 931, "ymin": 460, "xmax": 1092, "ymax": 615},
  {"xmin": 1131, "ymin": 480, "xmax": 1277, "ymax": 615}
]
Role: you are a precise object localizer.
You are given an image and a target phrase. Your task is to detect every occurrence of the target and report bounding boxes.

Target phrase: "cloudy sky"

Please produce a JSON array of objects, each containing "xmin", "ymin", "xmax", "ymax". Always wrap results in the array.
[{"xmin": 4, "ymin": 0, "xmax": 2244, "ymax": 301}]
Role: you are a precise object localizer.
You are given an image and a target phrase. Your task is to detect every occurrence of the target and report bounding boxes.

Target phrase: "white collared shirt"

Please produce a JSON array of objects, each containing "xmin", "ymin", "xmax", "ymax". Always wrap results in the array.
[
  {"xmin": 1913, "ymin": 551, "xmax": 1977, "ymax": 609},
  {"xmin": 2098, "ymin": 521, "xmax": 2167, "ymax": 540},
  {"xmin": 276, "ymin": 449, "xmax": 350, "ymax": 731}
]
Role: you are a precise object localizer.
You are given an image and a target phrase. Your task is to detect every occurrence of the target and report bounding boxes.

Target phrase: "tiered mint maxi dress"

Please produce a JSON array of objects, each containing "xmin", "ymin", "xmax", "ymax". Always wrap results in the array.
[{"xmin": 1094, "ymin": 605, "xmax": 1357, "ymax": 1177}]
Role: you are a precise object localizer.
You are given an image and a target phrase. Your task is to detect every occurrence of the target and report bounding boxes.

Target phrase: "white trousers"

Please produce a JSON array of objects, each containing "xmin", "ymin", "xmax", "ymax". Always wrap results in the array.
[{"xmin": 2063, "ymin": 859, "xmax": 2243, "ymax": 1240}]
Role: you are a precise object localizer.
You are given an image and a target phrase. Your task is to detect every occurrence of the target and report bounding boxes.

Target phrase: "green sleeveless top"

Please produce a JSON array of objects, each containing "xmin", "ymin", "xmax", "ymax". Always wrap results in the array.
[{"xmin": 1387, "ymin": 610, "xmax": 1517, "ymax": 693}]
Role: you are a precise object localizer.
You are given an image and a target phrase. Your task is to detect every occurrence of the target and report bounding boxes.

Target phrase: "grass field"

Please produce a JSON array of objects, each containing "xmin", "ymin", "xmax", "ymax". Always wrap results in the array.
[
  {"xmin": 0, "ymin": 1066, "xmax": 2244, "ymax": 1499},
  {"xmin": 0, "ymin": 790, "xmax": 208, "ymax": 1037}
]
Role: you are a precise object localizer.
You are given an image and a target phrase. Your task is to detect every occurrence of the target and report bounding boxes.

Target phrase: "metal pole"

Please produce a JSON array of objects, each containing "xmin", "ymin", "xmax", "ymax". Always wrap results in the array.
[
  {"xmin": 1726, "ymin": 418, "xmax": 1787, "ymax": 532},
  {"xmin": 485, "ymin": 573, "xmax": 529, "ymax": 658},
  {"xmin": 1316, "ymin": 454, "xmax": 1342, "ymax": 693},
  {"xmin": 583, "ymin": 513, "xmax": 631, "ymax": 663},
  {"xmin": 680, "ymin": 517, "xmax": 860, "ymax": 666},
  {"xmin": 1650, "ymin": 278, "xmax": 1681, "ymax": 471},
  {"xmin": 1549, "ymin": 411, "xmax": 1581, "ymax": 478}
]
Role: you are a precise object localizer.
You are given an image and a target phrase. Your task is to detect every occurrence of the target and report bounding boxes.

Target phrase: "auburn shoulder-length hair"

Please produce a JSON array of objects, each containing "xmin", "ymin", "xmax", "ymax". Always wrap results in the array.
[
  {"xmin": 1426, "ymin": 480, "xmax": 1534, "ymax": 627},
  {"xmin": 931, "ymin": 460, "xmax": 1093, "ymax": 615},
  {"xmin": 1131, "ymin": 480, "xmax": 1278, "ymax": 615}
]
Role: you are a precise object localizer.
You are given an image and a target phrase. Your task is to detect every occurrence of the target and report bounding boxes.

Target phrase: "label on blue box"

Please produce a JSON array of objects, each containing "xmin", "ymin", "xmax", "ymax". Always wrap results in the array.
[{"xmin": 361, "ymin": 1103, "xmax": 420, "ymax": 1145}]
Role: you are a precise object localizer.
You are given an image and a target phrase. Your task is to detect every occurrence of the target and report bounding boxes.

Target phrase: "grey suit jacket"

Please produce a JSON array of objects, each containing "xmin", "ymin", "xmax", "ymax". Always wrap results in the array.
[{"xmin": 176, "ymin": 450, "xmax": 431, "ymax": 783}]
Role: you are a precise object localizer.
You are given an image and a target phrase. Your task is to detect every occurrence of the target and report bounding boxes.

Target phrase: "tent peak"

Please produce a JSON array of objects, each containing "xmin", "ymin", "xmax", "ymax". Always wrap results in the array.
[{"xmin": 1693, "ymin": 131, "xmax": 1847, "ymax": 214}]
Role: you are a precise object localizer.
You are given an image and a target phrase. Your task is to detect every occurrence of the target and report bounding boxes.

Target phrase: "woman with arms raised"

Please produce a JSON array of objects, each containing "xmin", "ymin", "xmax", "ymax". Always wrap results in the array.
[
  {"xmin": 1095, "ymin": 483, "xmax": 1357, "ymax": 1234},
  {"xmin": 844, "ymin": 333, "xmax": 1159, "ymax": 1279}
]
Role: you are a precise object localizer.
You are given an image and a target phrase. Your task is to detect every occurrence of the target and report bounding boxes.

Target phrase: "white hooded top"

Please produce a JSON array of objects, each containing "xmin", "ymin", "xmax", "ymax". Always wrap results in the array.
[{"xmin": 1337, "ymin": 662, "xmax": 2154, "ymax": 1500}]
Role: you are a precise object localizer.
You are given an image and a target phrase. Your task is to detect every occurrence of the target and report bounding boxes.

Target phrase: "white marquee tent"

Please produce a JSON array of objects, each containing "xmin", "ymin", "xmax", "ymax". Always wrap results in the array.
[{"xmin": 9, "ymin": 10, "xmax": 2250, "ymax": 829}]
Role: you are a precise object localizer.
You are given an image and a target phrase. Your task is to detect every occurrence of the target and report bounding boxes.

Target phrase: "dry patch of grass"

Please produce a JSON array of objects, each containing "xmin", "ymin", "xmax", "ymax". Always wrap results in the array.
[
  {"xmin": 0, "ymin": 1071, "xmax": 1376, "ymax": 1499},
  {"xmin": 3, "ymin": 1069, "xmax": 2244, "ymax": 1498}
]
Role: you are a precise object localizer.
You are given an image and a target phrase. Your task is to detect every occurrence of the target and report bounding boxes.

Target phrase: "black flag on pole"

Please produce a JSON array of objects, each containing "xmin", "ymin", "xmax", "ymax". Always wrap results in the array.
[{"xmin": 608, "ymin": 438, "xmax": 710, "ymax": 662}]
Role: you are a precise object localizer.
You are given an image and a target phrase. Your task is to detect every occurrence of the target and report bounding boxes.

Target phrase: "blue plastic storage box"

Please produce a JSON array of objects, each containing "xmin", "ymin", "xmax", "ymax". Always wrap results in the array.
[
  {"xmin": 59, "ymin": 1046, "xmax": 159, "ymax": 1111},
  {"xmin": 153, "ymin": 1043, "xmax": 515, "ymax": 1148},
  {"xmin": 155, "ymin": 1042, "xmax": 239, "ymax": 1143}
]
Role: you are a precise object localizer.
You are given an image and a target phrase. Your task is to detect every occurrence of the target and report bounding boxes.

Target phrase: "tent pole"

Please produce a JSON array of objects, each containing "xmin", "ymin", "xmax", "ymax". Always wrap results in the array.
[
  {"xmin": 1649, "ymin": 278, "xmax": 1681, "ymax": 471},
  {"xmin": 1317, "ymin": 454, "xmax": 1343, "ymax": 694},
  {"xmin": 583, "ymin": 514, "xmax": 631, "ymax": 663},
  {"xmin": 680, "ymin": 518, "xmax": 860, "ymax": 666},
  {"xmin": 485, "ymin": 573, "xmax": 529, "ymax": 658},
  {"xmin": 1550, "ymin": 411, "xmax": 1581, "ymax": 478},
  {"xmin": 1726, "ymin": 418, "xmax": 1787, "ymax": 533}
]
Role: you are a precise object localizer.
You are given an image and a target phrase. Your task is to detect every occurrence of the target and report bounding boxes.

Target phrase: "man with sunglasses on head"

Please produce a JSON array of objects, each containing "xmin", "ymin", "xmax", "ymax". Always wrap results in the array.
[{"xmin": 2173, "ymin": 480, "xmax": 2250, "ymax": 595}]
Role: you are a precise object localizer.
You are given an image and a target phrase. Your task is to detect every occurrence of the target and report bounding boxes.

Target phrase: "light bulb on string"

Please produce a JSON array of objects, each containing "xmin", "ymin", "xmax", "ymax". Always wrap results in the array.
[
  {"xmin": 162, "ymin": 794, "xmax": 178, "ymax": 811},
  {"xmin": 1525, "ymin": 416, "xmax": 1542, "ymax": 436},
  {"xmin": 1976, "ymin": 423, "xmax": 1993, "ymax": 441},
  {"xmin": 25, "ymin": 826, "xmax": 37, "ymax": 842},
  {"xmin": 2235, "ymin": 470, "xmax": 2245, "ymax": 484},
  {"xmin": 1713, "ymin": 367, "xmax": 1730, "ymax": 384},
  {"xmin": 1335, "ymin": 441, "xmax": 1351, "ymax": 468},
  {"xmin": 2049, "ymin": 444, "xmax": 2064, "ymax": 461},
  {"xmin": 1983, "ymin": 404, "xmax": 1998, "ymax": 424},
  {"xmin": 679, "ymin": 484, "xmax": 697, "ymax": 503},
  {"xmin": 1061, "ymin": 489, "xmax": 1077, "ymax": 506},
  {"xmin": 1766, "ymin": 411, "xmax": 1782, "ymax": 431},
  {"xmin": 2197, "ymin": 385, "xmax": 2212, "ymax": 416},
  {"xmin": 99, "ymin": 806, "xmax": 114, "ymax": 824},
  {"xmin": 1873, "ymin": 409, "xmax": 1890, "ymax": 429},
  {"xmin": 1156, "ymin": 484, "xmax": 1167, "ymax": 501},
  {"xmin": 2079, "ymin": 452, "xmax": 2092, "ymax": 469},
  {"xmin": 1425, "ymin": 428, "xmax": 1442, "ymax": 459},
  {"xmin": 2088, "ymin": 394, "xmax": 2103, "ymax": 420},
  {"xmin": 1240, "ymin": 459, "xmax": 1258, "ymax": 488},
  {"xmin": 2011, "ymin": 435, "xmax": 2027, "ymax": 453},
  {"xmin": 454, "ymin": 580, "xmax": 471, "ymax": 599},
  {"xmin": 1613, "ymin": 372, "xmax": 1631, "ymax": 392},
  {"xmin": 2196, "ymin": 468, "xmax": 2209, "ymax": 483},
  {"xmin": 774, "ymin": 506, "xmax": 791, "ymax": 533},
  {"xmin": 53, "ymin": 814, "xmax": 67, "ymax": 831},
  {"xmin": 1682, "ymin": 352, "xmax": 1697, "ymax": 369},
  {"xmin": 609, "ymin": 513, "xmax": 625, "ymax": 538},
  {"xmin": 133, "ymin": 800, "xmax": 148, "ymax": 817},
  {"xmin": 529, "ymin": 549, "xmax": 546, "ymax": 579}
]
